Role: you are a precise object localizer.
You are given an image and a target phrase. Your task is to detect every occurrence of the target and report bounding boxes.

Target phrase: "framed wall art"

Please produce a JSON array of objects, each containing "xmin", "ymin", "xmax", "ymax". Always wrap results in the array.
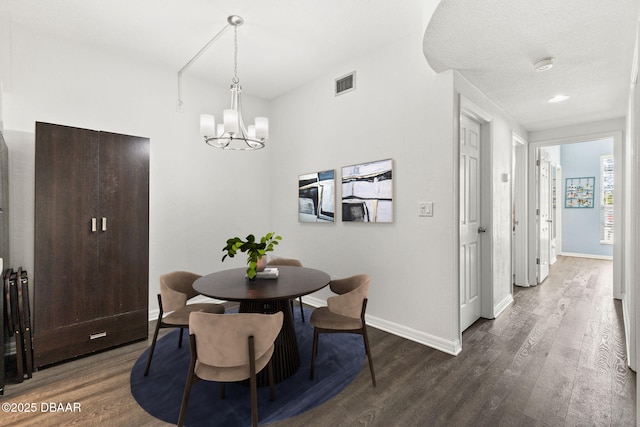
[
  {"xmin": 565, "ymin": 176, "xmax": 595, "ymax": 208},
  {"xmin": 298, "ymin": 170, "xmax": 335, "ymax": 222},
  {"xmin": 341, "ymin": 158, "xmax": 393, "ymax": 223}
]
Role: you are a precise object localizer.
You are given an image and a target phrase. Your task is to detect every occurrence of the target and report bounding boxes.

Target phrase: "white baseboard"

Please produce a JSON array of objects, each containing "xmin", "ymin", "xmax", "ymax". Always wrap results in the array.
[
  {"xmin": 303, "ymin": 295, "xmax": 462, "ymax": 356},
  {"xmin": 559, "ymin": 252, "xmax": 613, "ymax": 261},
  {"xmin": 514, "ymin": 282, "xmax": 534, "ymax": 288},
  {"xmin": 494, "ymin": 293, "xmax": 514, "ymax": 318},
  {"xmin": 154, "ymin": 294, "xmax": 462, "ymax": 356},
  {"xmin": 622, "ymin": 298, "xmax": 635, "ymax": 372}
]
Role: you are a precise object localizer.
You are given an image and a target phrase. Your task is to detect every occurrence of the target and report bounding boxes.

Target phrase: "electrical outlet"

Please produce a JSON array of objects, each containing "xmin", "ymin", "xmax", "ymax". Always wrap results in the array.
[{"xmin": 419, "ymin": 202, "xmax": 433, "ymax": 217}]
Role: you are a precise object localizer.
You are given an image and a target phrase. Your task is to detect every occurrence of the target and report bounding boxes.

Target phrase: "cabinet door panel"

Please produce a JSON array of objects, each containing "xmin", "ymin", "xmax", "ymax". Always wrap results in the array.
[
  {"xmin": 98, "ymin": 132, "xmax": 149, "ymax": 316},
  {"xmin": 35, "ymin": 123, "xmax": 100, "ymax": 330}
]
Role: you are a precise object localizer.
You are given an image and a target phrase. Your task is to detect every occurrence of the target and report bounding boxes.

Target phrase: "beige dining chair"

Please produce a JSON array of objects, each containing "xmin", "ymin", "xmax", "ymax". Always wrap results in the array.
[
  {"xmin": 177, "ymin": 311, "xmax": 284, "ymax": 427},
  {"xmin": 144, "ymin": 271, "xmax": 225, "ymax": 377},
  {"xmin": 309, "ymin": 274, "xmax": 376, "ymax": 386},
  {"xmin": 266, "ymin": 257, "xmax": 306, "ymax": 322}
]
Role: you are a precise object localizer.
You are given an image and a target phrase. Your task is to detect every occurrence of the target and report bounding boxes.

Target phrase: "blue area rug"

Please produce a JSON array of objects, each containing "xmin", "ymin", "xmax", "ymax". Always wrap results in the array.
[{"xmin": 130, "ymin": 308, "xmax": 365, "ymax": 426}]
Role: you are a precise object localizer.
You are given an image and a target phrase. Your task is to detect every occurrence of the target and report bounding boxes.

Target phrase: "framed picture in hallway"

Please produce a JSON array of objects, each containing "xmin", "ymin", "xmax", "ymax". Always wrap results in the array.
[
  {"xmin": 565, "ymin": 176, "xmax": 595, "ymax": 208},
  {"xmin": 298, "ymin": 170, "xmax": 335, "ymax": 222},
  {"xmin": 341, "ymin": 158, "xmax": 393, "ymax": 222}
]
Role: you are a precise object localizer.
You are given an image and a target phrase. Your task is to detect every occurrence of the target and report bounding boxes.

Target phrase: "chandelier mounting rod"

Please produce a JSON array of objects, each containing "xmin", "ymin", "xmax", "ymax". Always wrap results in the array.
[{"xmin": 177, "ymin": 15, "xmax": 244, "ymax": 110}]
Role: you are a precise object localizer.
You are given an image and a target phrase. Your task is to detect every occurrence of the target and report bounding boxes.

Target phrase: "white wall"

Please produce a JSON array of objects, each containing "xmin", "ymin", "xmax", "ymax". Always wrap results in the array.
[
  {"xmin": 0, "ymin": 21, "xmax": 273, "ymax": 313},
  {"xmin": 269, "ymin": 32, "xmax": 461, "ymax": 353},
  {"xmin": 627, "ymin": 20, "xmax": 640, "ymax": 391},
  {"xmin": 268, "ymin": 28, "xmax": 524, "ymax": 352}
]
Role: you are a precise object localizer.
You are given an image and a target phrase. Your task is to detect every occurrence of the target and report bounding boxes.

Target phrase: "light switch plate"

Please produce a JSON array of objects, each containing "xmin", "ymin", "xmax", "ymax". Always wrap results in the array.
[{"xmin": 419, "ymin": 202, "xmax": 433, "ymax": 217}]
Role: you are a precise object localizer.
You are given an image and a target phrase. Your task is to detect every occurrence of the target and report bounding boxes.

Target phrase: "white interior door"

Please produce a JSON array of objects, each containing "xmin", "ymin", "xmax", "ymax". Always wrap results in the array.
[
  {"xmin": 460, "ymin": 115, "xmax": 482, "ymax": 331},
  {"xmin": 537, "ymin": 151, "xmax": 551, "ymax": 283},
  {"xmin": 549, "ymin": 165, "xmax": 558, "ymax": 265}
]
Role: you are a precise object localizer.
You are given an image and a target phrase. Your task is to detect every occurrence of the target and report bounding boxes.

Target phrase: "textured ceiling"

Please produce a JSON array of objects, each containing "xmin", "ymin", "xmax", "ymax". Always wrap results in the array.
[
  {"xmin": 423, "ymin": 0, "xmax": 640, "ymax": 131},
  {"xmin": 0, "ymin": 0, "xmax": 425, "ymax": 101},
  {"xmin": 2, "ymin": 0, "xmax": 639, "ymax": 132}
]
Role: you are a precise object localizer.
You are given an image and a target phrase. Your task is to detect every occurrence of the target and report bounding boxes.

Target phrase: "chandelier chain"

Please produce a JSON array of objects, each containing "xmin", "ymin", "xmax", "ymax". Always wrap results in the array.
[{"xmin": 232, "ymin": 26, "xmax": 239, "ymax": 84}]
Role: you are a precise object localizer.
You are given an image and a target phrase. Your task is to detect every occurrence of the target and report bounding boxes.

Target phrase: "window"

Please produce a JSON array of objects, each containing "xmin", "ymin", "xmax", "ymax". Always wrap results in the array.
[{"xmin": 600, "ymin": 155, "xmax": 614, "ymax": 244}]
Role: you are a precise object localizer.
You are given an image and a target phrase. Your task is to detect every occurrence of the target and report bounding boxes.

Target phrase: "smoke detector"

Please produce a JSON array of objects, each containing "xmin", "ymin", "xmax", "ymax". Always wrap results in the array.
[{"xmin": 534, "ymin": 57, "xmax": 554, "ymax": 72}]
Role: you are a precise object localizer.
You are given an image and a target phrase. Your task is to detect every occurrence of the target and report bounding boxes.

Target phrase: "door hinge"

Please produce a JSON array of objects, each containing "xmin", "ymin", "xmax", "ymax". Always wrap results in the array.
[
  {"xmin": 536, "ymin": 208, "xmax": 539, "ymax": 215},
  {"xmin": 536, "ymin": 159, "xmax": 540, "ymax": 166},
  {"xmin": 536, "ymin": 258, "xmax": 540, "ymax": 265}
]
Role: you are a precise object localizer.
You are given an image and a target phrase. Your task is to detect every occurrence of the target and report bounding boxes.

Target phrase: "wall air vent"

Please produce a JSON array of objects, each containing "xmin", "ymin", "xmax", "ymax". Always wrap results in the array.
[{"xmin": 335, "ymin": 71, "xmax": 356, "ymax": 96}]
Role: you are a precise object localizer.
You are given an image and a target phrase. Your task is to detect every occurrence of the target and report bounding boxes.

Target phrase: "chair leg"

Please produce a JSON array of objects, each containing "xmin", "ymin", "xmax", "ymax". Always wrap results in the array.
[
  {"xmin": 178, "ymin": 327, "xmax": 184, "ymax": 348},
  {"xmin": 178, "ymin": 334, "xmax": 199, "ymax": 426},
  {"xmin": 310, "ymin": 328, "xmax": 319, "ymax": 380},
  {"xmin": 298, "ymin": 297, "xmax": 305, "ymax": 322},
  {"xmin": 268, "ymin": 359, "xmax": 275, "ymax": 401},
  {"xmin": 249, "ymin": 337, "xmax": 258, "ymax": 427},
  {"xmin": 362, "ymin": 326, "xmax": 376, "ymax": 387},
  {"xmin": 143, "ymin": 319, "xmax": 162, "ymax": 376},
  {"xmin": 177, "ymin": 371, "xmax": 195, "ymax": 427},
  {"xmin": 250, "ymin": 372, "xmax": 258, "ymax": 427}
]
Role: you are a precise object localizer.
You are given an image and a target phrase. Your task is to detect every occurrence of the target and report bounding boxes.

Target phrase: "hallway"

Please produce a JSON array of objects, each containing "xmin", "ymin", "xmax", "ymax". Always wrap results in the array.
[
  {"xmin": 276, "ymin": 255, "xmax": 637, "ymax": 426},
  {"xmin": 470, "ymin": 255, "xmax": 635, "ymax": 425}
]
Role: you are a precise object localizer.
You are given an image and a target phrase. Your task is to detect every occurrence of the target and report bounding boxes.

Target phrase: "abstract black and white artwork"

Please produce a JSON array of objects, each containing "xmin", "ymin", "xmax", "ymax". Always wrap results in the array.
[
  {"xmin": 341, "ymin": 159, "xmax": 393, "ymax": 222},
  {"xmin": 298, "ymin": 170, "xmax": 335, "ymax": 222}
]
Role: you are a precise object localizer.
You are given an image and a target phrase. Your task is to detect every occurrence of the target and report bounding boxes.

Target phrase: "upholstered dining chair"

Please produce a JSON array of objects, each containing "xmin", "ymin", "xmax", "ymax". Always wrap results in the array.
[
  {"xmin": 143, "ymin": 271, "xmax": 225, "ymax": 377},
  {"xmin": 309, "ymin": 274, "xmax": 376, "ymax": 386},
  {"xmin": 266, "ymin": 257, "xmax": 306, "ymax": 322},
  {"xmin": 177, "ymin": 311, "xmax": 284, "ymax": 427}
]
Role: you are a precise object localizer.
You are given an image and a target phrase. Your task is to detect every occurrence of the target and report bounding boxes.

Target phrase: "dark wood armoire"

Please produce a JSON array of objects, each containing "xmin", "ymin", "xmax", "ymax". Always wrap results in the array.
[{"xmin": 34, "ymin": 122, "xmax": 149, "ymax": 368}]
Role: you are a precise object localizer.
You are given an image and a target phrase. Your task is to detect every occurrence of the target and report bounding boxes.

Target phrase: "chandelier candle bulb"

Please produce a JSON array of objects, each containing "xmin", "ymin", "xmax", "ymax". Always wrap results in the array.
[
  {"xmin": 224, "ymin": 109, "xmax": 239, "ymax": 134},
  {"xmin": 200, "ymin": 114, "xmax": 215, "ymax": 137},
  {"xmin": 255, "ymin": 117, "xmax": 269, "ymax": 139}
]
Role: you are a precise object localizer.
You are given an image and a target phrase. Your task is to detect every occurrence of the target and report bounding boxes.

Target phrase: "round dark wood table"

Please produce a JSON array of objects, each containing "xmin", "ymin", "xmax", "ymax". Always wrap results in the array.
[{"xmin": 193, "ymin": 266, "xmax": 330, "ymax": 384}]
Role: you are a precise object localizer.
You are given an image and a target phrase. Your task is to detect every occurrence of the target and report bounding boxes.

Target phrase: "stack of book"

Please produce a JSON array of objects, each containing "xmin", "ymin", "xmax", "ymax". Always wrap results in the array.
[{"xmin": 254, "ymin": 268, "xmax": 279, "ymax": 279}]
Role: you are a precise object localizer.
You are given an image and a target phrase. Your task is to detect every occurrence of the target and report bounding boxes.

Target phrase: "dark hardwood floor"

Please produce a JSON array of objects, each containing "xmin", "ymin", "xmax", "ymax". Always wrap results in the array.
[{"xmin": 1, "ymin": 256, "xmax": 635, "ymax": 426}]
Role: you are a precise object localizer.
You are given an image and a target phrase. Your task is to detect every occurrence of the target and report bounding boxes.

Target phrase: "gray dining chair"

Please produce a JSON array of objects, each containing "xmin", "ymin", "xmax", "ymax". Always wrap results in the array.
[
  {"xmin": 266, "ymin": 257, "xmax": 306, "ymax": 322},
  {"xmin": 177, "ymin": 311, "xmax": 284, "ymax": 427},
  {"xmin": 309, "ymin": 274, "xmax": 376, "ymax": 386},
  {"xmin": 144, "ymin": 271, "xmax": 225, "ymax": 376}
]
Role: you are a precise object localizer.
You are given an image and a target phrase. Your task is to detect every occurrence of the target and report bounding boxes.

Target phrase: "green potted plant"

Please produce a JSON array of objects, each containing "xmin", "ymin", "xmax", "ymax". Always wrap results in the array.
[{"xmin": 222, "ymin": 232, "xmax": 282, "ymax": 280}]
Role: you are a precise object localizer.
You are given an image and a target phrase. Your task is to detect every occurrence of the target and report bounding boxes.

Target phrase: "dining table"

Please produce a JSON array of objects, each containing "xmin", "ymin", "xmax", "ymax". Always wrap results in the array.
[{"xmin": 193, "ymin": 265, "xmax": 330, "ymax": 385}]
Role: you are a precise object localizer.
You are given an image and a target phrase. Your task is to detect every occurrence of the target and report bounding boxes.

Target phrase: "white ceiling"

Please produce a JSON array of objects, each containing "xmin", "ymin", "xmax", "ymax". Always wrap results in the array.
[
  {"xmin": 0, "ymin": 0, "xmax": 425, "ymax": 100},
  {"xmin": 2, "ymin": 0, "xmax": 639, "ymax": 132},
  {"xmin": 424, "ymin": 0, "xmax": 640, "ymax": 131}
]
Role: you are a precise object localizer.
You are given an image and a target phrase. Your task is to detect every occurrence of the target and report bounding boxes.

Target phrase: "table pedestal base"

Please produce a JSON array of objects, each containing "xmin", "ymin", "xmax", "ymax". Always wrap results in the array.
[{"xmin": 239, "ymin": 299, "xmax": 299, "ymax": 386}]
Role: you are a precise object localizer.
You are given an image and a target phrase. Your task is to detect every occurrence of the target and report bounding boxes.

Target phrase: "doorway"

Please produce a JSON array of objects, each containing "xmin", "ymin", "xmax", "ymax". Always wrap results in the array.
[
  {"xmin": 537, "ymin": 149, "xmax": 552, "ymax": 283},
  {"xmin": 459, "ymin": 96, "xmax": 493, "ymax": 334},
  {"xmin": 459, "ymin": 113, "xmax": 482, "ymax": 331}
]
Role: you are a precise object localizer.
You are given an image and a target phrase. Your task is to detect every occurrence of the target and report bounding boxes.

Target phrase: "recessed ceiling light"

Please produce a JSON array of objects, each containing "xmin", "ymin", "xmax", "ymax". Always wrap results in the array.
[
  {"xmin": 548, "ymin": 95, "xmax": 570, "ymax": 103},
  {"xmin": 534, "ymin": 57, "xmax": 555, "ymax": 72}
]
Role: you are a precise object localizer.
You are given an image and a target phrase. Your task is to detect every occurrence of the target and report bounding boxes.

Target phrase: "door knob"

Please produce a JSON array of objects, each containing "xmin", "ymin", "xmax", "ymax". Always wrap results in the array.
[{"xmin": 478, "ymin": 226, "xmax": 487, "ymax": 233}]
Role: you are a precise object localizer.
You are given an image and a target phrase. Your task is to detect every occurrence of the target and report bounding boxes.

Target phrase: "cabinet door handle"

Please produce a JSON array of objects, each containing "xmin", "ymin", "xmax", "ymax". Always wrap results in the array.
[
  {"xmin": 91, "ymin": 218, "xmax": 97, "ymax": 232},
  {"xmin": 101, "ymin": 217, "xmax": 107, "ymax": 231},
  {"xmin": 90, "ymin": 331, "xmax": 107, "ymax": 340}
]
